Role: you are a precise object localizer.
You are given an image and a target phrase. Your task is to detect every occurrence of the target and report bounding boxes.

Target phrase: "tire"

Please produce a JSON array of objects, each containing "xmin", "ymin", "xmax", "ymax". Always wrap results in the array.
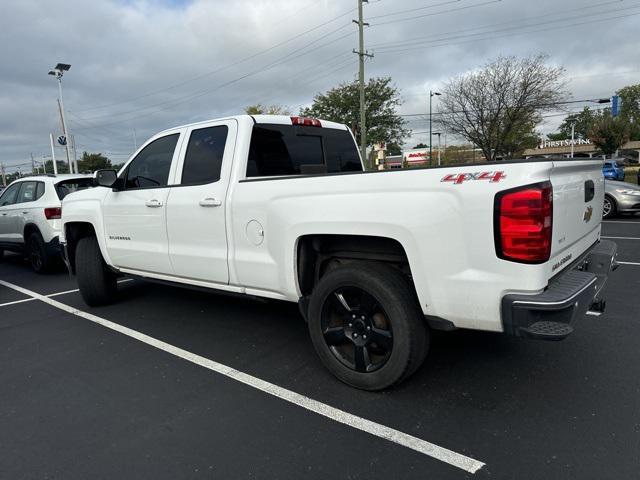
[
  {"xmin": 603, "ymin": 195, "xmax": 616, "ymax": 219},
  {"xmin": 76, "ymin": 236, "xmax": 117, "ymax": 306},
  {"xmin": 27, "ymin": 231, "xmax": 52, "ymax": 273},
  {"xmin": 307, "ymin": 263, "xmax": 429, "ymax": 391},
  {"xmin": 0, "ymin": 249, "xmax": 3, "ymax": 262}
]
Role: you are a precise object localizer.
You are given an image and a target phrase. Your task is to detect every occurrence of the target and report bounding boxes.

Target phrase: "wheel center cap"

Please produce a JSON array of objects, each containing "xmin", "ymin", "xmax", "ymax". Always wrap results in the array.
[{"xmin": 354, "ymin": 320, "xmax": 367, "ymax": 333}]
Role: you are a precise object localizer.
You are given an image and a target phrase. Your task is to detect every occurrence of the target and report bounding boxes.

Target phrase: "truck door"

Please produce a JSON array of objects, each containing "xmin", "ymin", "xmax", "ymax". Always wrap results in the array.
[
  {"xmin": 102, "ymin": 132, "xmax": 183, "ymax": 274},
  {"xmin": 165, "ymin": 119, "xmax": 237, "ymax": 284}
]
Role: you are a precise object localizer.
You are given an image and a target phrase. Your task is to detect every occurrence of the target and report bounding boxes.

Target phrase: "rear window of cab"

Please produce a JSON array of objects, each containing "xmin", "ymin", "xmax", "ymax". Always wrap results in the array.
[{"xmin": 246, "ymin": 124, "xmax": 362, "ymax": 178}]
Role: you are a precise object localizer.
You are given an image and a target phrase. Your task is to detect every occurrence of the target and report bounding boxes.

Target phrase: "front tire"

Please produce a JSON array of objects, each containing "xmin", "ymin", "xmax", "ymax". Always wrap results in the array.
[
  {"xmin": 28, "ymin": 232, "xmax": 52, "ymax": 273},
  {"xmin": 307, "ymin": 263, "xmax": 429, "ymax": 391},
  {"xmin": 76, "ymin": 236, "xmax": 117, "ymax": 306},
  {"xmin": 603, "ymin": 195, "xmax": 616, "ymax": 219}
]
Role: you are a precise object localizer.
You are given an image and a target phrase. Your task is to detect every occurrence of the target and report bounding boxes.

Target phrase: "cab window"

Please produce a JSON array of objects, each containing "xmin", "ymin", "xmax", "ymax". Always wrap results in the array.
[
  {"xmin": 181, "ymin": 126, "xmax": 228, "ymax": 185},
  {"xmin": 0, "ymin": 183, "xmax": 21, "ymax": 206},
  {"xmin": 124, "ymin": 134, "xmax": 179, "ymax": 190}
]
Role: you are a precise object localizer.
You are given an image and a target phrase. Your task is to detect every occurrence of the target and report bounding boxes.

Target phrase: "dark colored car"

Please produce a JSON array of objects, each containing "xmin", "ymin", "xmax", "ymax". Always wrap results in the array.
[{"xmin": 602, "ymin": 160, "xmax": 625, "ymax": 181}]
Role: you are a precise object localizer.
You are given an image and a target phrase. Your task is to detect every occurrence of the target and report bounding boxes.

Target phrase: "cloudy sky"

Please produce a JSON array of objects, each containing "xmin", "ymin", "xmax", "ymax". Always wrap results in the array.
[{"xmin": 0, "ymin": 0, "xmax": 638, "ymax": 172}]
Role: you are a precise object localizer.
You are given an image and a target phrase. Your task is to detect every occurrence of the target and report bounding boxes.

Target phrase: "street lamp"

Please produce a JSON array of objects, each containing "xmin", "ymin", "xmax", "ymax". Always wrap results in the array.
[
  {"xmin": 429, "ymin": 90, "xmax": 441, "ymax": 167},
  {"xmin": 48, "ymin": 63, "xmax": 75, "ymax": 174},
  {"xmin": 433, "ymin": 132, "xmax": 442, "ymax": 166}
]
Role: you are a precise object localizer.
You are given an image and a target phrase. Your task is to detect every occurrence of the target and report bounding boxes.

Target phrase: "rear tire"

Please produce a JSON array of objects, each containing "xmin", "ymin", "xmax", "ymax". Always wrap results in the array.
[
  {"xmin": 603, "ymin": 195, "xmax": 616, "ymax": 219},
  {"xmin": 28, "ymin": 232, "xmax": 52, "ymax": 273},
  {"xmin": 307, "ymin": 263, "xmax": 429, "ymax": 391},
  {"xmin": 76, "ymin": 236, "xmax": 117, "ymax": 306}
]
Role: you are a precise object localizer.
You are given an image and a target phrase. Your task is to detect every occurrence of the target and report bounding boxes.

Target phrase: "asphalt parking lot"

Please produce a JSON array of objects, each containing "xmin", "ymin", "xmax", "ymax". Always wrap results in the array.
[{"xmin": 1, "ymin": 217, "xmax": 639, "ymax": 479}]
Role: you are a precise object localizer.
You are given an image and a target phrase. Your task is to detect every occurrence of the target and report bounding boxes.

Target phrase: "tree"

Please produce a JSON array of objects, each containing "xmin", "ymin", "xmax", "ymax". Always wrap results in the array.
[
  {"xmin": 590, "ymin": 113, "xmax": 630, "ymax": 157},
  {"xmin": 387, "ymin": 142, "xmax": 402, "ymax": 155},
  {"xmin": 557, "ymin": 107, "xmax": 600, "ymax": 139},
  {"xmin": 437, "ymin": 54, "xmax": 567, "ymax": 161},
  {"xmin": 78, "ymin": 152, "xmax": 111, "ymax": 173},
  {"xmin": 412, "ymin": 143, "xmax": 428, "ymax": 149},
  {"xmin": 301, "ymin": 77, "xmax": 410, "ymax": 167},
  {"xmin": 617, "ymin": 84, "xmax": 640, "ymax": 140},
  {"xmin": 245, "ymin": 104, "xmax": 291, "ymax": 115}
]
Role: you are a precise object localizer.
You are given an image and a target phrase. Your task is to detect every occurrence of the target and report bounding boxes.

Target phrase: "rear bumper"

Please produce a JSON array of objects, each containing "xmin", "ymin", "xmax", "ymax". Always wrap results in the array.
[{"xmin": 501, "ymin": 240, "xmax": 618, "ymax": 340}]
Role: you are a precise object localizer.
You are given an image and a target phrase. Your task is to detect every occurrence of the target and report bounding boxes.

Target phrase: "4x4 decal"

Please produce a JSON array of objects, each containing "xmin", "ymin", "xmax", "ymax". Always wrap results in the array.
[{"xmin": 441, "ymin": 171, "xmax": 506, "ymax": 185}]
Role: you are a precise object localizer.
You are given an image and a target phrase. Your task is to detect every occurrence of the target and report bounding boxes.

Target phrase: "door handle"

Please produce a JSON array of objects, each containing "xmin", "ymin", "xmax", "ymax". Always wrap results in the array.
[
  {"xmin": 199, "ymin": 198, "xmax": 222, "ymax": 207},
  {"xmin": 145, "ymin": 199, "xmax": 163, "ymax": 208}
]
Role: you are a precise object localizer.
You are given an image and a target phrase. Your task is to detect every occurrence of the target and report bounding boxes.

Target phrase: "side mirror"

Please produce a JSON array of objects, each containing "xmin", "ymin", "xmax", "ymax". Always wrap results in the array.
[{"xmin": 94, "ymin": 169, "xmax": 118, "ymax": 188}]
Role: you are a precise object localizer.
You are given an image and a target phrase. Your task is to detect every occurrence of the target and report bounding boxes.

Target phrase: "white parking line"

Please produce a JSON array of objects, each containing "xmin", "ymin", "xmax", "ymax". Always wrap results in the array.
[
  {"xmin": 601, "ymin": 236, "xmax": 640, "ymax": 240},
  {"xmin": 0, "ymin": 279, "xmax": 133, "ymax": 308},
  {"xmin": 0, "ymin": 279, "xmax": 485, "ymax": 474}
]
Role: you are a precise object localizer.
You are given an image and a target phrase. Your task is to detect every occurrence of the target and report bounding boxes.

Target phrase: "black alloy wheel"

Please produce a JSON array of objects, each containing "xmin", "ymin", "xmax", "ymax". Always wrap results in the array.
[
  {"xmin": 307, "ymin": 263, "xmax": 429, "ymax": 391},
  {"xmin": 321, "ymin": 286, "xmax": 393, "ymax": 373}
]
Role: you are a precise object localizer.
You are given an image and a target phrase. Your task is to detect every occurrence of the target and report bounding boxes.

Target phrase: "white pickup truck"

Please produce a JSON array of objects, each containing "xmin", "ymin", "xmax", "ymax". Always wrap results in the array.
[{"xmin": 60, "ymin": 115, "xmax": 617, "ymax": 390}]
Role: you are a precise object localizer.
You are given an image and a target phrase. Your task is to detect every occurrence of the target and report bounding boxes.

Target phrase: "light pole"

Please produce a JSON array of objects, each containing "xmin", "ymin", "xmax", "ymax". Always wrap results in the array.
[
  {"xmin": 48, "ymin": 63, "xmax": 74, "ymax": 174},
  {"xmin": 433, "ymin": 132, "xmax": 442, "ymax": 166},
  {"xmin": 429, "ymin": 90, "xmax": 441, "ymax": 167}
]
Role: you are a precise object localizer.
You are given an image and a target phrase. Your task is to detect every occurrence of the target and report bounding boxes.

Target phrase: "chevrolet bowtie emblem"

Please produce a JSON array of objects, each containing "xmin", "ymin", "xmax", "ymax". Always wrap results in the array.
[{"xmin": 583, "ymin": 206, "xmax": 593, "ymax": 222}]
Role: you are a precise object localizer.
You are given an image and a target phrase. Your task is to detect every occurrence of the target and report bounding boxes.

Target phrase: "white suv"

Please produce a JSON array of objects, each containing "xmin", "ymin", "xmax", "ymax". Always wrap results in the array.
[{"xmin": 0, "ymin": 174, "xmax": 93, "ymax": 272}]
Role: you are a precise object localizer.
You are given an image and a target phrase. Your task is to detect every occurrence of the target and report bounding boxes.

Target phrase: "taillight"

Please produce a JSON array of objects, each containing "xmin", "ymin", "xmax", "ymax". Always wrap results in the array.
[
  {"xmin": 44, "ymin": 207, "xmax": 62, "ymax": 220},
  {"xmin": 291, "ymin": 116, "xmax": 322, "ymax": 127},
  {"xmin": 494, "ymin": 182, "xmax": 553, "ymax": 264}
]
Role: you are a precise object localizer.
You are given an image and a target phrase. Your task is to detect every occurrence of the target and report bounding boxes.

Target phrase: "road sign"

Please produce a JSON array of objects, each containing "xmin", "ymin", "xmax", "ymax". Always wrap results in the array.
[
  {"xmin": 57, "ymin": 135, "xmax": 67, "ymax": 146},
  {"xmin": 611, "ymin": 95, "xmax": 621, "ymax": 117}
]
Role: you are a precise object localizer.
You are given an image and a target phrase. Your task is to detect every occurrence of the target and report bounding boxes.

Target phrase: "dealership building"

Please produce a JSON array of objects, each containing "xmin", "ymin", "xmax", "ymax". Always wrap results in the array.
[{"xmin": 523, "ymin": 138, "xmax": 640, "ymax": 159}]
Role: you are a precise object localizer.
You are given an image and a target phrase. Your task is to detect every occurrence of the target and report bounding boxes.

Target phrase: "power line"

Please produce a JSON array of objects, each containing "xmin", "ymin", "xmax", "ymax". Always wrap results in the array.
[
  {"xmin": 73, "ymin": 6, "xmax": 357, "ymax": 114},
  {"xmin": 370, "ymin": 0, "xmax": 502, "ymax": 27},
  {"xmin": 373, "ymin": 4, "xmax": 640, "ymax": 54}
]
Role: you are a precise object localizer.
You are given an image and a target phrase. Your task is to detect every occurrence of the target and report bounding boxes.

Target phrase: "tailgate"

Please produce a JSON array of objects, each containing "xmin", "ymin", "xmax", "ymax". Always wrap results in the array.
[{"xmin": 547, "ymin": 159, "xmax": 604, "ymax": 276}]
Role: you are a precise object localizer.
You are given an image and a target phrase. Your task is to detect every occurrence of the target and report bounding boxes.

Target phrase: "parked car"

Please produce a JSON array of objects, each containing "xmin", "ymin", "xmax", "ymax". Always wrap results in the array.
[
  {"xmin": 0, "ymin": 174, "xmax": 93, "ymax": 272},
  {"xmin": 603, "ymin": 180, "xmax": 640, "ymax": 218},
  {"xmin": 60, "ymin": 115, "xmax": 616, "ymax": 390},
  {"xmin": 602, "ymin": 159, "xmax": 625, "ymax": 181}
]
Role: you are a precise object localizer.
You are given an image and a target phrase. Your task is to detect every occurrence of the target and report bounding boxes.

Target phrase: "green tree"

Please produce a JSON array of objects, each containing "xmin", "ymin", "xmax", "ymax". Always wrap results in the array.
[
  {"xmin": 412, "ymin": 143, "xmax": 428, "ymax": 149},
  {"xmin": 590, "ymin": 113, "xmax": 630, "ymax": 156},
  {"xmin": 438, "ymin": 54, "xmax": 567, "ymax": 161},
  {"xmin": 386, "ymin": 142, "xmax": 402, "ymax": 156},
  {"xmin": 617, "ymin": 84, "xmax": 640, "ymax": 140},
  {"xmin": 245, "ymin": 104, "xmax": 291, "ymax": 115},
  {"xmin": 301, "ymin": 77, "xmax": 410, "ymax": 168},
  {"xmin": 557, "ymin": 107, "xmax": 600, "ymax": 139},
  {"xmin": 78, "ymin": 152, "xmax": 111, "ymax": 173},
  {"xmin": 43, "ymin": 160, "xmax": 70, "ymax": 174}
]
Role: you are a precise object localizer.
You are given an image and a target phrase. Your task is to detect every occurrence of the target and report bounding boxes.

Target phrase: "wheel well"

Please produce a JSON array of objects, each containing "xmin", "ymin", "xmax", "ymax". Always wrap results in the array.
[
  {"xmin": 65, "ymin": 222, "xmax": 97, "ymax": 274},
  {"xmin": 23, "ymin": 223, "xmax": 41, "ymax": 241},
  {"xmin": 296, "ymin": 235, "xmax": 413, "ymax": 297}
]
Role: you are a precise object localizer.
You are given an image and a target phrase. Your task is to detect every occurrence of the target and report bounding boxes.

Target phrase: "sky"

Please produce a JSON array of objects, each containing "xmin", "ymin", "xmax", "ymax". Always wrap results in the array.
[{"xmin": 0, "ymin": 0, "xmax": 638, "ymax": 172}]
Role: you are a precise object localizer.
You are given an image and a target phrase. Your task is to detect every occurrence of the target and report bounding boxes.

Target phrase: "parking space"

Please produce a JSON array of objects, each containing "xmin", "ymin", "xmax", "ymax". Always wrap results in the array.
[{"xmin": 1, "ymin": 218, "xmax": 639, "ymax": 479}]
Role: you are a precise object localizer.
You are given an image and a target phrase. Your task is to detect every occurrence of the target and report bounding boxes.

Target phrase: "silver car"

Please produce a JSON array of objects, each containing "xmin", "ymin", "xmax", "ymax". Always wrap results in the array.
[{"xmin": 603, "ymin": 180, "xmax": 640, "ymax": 218}]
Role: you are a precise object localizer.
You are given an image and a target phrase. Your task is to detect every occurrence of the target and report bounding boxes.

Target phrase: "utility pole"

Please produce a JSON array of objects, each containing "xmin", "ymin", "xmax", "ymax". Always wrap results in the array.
[
  {"xmin": 30, "ymin": 152, "xmax": 36, "ymax": 174},
  {"xmin": 353, "ymin": 0, "xmax": 373, "ymax": 169},
  {"xmin": 48, "ymin": 63, "xmax": 73, "ymax": 173},
  {"xmin": 49, "ymin": 133, "xmax": 59, "ymax": 175},
  {"xmin": 57, "ymin": 98, "xmax": 73, "ymax": 173},
  {"xmin": 570, "ymin": 123, "xmax": 575, "ymax": 159},
  {"xmin": 0, "ymin": 163, "xmax": 6, "ymax": 187},
  {"xmin": 429, "ymin": 90, "xmax": 441, "ymax": 167}
]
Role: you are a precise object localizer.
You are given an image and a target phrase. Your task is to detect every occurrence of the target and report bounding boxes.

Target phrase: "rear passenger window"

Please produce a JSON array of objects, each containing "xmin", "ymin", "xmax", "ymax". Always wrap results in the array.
[
  {"xmin": 35, "ymin": 182, "xmax": 45, "ymax": 200},
  {"xmin": 125, "ymin": 134, "xmax": 179, "ymax": 190},
  {"xmin": 181, "ymin": 126, "xmax": 228, "ymax": 185},
  {"xmin": 246, "ymin": 124, "xmax": 362, "ymax": 177},
  {"xmin": 17, "ymin": 182, "xmax": 37, "ymax": 203}
]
